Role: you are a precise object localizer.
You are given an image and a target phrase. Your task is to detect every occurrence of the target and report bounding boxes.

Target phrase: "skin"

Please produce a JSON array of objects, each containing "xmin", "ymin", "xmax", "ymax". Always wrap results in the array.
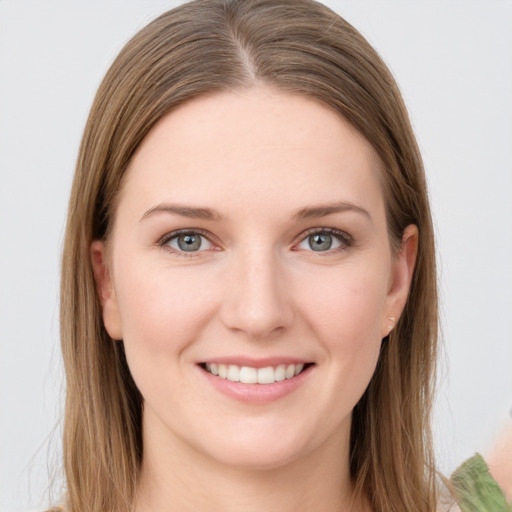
[
  {"xmin": 487, "ymin": 420, "xmax": 512, "ymax": 500},
  {"xmin": 91, "ymin": 86, "xmax": 417, "ymax": 512}
]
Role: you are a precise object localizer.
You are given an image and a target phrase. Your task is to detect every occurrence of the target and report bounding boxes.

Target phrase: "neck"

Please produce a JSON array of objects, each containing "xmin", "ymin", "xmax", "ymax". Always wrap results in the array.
[{"xmin": 135, "ymin": 411, "xmax": 369, "ymax": 512}]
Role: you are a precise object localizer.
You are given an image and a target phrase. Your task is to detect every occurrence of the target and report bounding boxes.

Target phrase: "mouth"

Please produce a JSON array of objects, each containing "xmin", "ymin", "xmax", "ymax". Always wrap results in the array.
[{"xmin": 199, "ymin": 362, "xmax": 315, "ymax": 385}]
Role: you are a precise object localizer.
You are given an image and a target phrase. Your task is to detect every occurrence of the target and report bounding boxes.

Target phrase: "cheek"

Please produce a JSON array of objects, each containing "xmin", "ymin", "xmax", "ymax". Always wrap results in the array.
[
  {"xmin": 298, "ymin": 263, "xmax": 389, "ymax": 342},
  {"xmin": 113, "ymin": 261, "xmax": 222, "ymax": 414},
  {"xmin": 296, "ymin": 263, "xmax": 388, "ymax": 392},
  {"xmin": 114, "ymin": 260, "xmax": 218, "ymax": 358}
]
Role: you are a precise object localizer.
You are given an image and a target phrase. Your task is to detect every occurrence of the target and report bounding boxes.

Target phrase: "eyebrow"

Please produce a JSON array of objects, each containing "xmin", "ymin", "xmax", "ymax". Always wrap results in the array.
[
  {"xmin": 140, "ymin": 201, "xmax": 371, "ymax": 223},
  {"xmin": 292, "ymin": 202, "xmax": 372, "ymax": 223},
  {"xmin": 140, "ymin": 203, "xmax": 223, "ymax": 222}
]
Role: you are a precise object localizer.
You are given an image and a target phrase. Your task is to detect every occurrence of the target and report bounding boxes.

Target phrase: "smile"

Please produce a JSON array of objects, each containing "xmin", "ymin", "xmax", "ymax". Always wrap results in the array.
[{"xmin": 202, "ymin": 362, "xmax": 311, "ymax": 384}]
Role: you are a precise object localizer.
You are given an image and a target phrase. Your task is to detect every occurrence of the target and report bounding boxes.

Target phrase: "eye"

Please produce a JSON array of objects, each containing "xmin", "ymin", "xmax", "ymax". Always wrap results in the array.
[
  {"xmin": 160, "ymin": 230, "xmax": 215, "ymax": 253},
  {"xmin": 296, "ymin": 229, "xmax": 352, "ymax": 252}
]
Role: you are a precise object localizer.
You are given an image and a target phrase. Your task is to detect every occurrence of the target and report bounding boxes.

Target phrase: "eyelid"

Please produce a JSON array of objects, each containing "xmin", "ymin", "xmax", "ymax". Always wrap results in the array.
[
  {"xmin": 156, "ymin": 226, "xmax": 353, "ymax": 255},
  {"xmin": 294, "ymin": 227, "xmax": 354, "ymax": 251},
  {"xmin": 157, "ymin": 228, "xmax": 220, "ymax": 255}
]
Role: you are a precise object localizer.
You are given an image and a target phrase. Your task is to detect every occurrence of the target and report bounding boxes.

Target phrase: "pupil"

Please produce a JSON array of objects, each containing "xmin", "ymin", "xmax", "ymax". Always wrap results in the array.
[
  {"xmin": 178, "ymin": 234, "xmax": 201, "ymax": 251},
  {"xmin": 309, "ymin": 233, "xmax": 332, "ymax": 251}
]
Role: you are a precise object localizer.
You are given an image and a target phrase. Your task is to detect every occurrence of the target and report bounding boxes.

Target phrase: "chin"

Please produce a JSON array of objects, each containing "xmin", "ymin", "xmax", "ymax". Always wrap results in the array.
[
  {"xmin": 192, "ymin": 423, "xmax": 319, "ymax": 472},
  {"xmin": 209, "ymin": 443, "xmax": 303, "ymax": 471}
]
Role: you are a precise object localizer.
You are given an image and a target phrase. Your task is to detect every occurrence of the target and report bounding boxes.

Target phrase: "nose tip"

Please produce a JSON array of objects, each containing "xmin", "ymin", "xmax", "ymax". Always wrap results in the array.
[
  {"xmin": 221, "ymin": 254, "xmax": 293, "ymax": 339},
  {"xmin": 228, "ymin": 303, "xmax": 288, "ymax": 339}
]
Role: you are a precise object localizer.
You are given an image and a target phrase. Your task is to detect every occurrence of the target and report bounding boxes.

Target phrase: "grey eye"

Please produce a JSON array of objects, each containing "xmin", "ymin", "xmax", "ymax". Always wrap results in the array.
[
  {"xmin": 308, "ymin": 233, "xmax": 333, "ymax": 251},
  {"xmin": 296, "ymin": 231, "xmax": 344, "ymax": 252},
  {"xmin": 177, "ymin": 234, "xmax": 202, "ymax": 251},
  {"xmin": 167, "ymin": 233, "xmax": 213, "ymax": 252}
]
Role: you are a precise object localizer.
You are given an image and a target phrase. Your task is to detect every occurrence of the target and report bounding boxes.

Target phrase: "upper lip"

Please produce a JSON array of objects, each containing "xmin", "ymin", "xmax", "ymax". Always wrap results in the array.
[{"xmin": 199, "ymin": 357, "xmax": 313, "ymax": 368}]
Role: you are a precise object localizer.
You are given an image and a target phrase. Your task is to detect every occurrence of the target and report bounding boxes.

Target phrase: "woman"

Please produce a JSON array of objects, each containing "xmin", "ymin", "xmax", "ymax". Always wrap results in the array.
[{"xmin": 59, "ymin": 0, "xmax": 438, "ymax": 510}]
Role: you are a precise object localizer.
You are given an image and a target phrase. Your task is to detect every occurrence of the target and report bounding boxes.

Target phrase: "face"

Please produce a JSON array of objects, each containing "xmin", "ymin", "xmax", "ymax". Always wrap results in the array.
[{"xmin": 92, "ymin": 87, "xmax": 416, "ymax": 471}]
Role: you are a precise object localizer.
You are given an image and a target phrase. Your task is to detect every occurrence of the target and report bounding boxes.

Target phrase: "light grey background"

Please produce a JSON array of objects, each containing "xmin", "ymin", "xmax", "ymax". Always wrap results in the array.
[{"xmin": 1, "ymin": 1, "xmax": 511, "ymax": 510}]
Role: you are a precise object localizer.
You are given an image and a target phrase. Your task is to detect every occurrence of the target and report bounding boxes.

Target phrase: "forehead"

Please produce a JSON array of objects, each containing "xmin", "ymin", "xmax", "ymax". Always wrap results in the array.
[{"xmin": 118, "ymin": 86, "xmax": 384, "ymax": 220}]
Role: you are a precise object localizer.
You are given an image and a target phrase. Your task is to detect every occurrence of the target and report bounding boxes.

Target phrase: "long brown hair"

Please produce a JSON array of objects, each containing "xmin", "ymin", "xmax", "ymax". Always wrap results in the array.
[{"xmin": 60, "ymin": 1, "xmax": 438, "ymax": 510}]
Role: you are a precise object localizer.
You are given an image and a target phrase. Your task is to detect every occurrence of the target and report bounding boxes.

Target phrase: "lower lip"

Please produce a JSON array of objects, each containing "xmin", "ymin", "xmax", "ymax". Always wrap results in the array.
[{"xmin": 198, "ymin": 365, "xmax": 314, "ymax": 404}]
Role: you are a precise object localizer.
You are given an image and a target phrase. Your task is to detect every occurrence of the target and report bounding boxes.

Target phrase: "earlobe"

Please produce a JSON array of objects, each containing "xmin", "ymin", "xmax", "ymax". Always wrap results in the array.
[
  {"xmin": 90, "ymin": 240, "xmax": 123, "ymax": 340},
  {"xmin": 383, "ymin": 225, "xmax": 418, "ymax": 337}
]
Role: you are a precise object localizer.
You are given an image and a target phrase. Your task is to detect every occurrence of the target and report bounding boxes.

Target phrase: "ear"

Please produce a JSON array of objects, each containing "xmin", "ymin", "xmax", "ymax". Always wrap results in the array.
[
  {"xmin": 382, "ymin": 224, "xmax": 418, "ymax": 338},
  {"xmin": 90, "ymin": 240, "xmax": 123, "ymax": 340}
]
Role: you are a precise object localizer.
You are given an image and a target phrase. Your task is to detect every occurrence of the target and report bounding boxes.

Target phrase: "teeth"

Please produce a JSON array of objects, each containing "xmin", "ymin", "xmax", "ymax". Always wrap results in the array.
[
  {"xmin": 240, "ymin": 366, "xmax": 257, "ymax": 384},
  {"xmin": 257, "ymin": 366, "xmax": 275, "ymax": 384},
  {"xmin": 204, "ymin": 363, "xmax": 307, "ymax": 384},
  {"xmin": 275, "ymin": 364, "xmax": 286, "ymax": 381},
  {"xmin": 227, "ymin": 364, "xmax": 240, "ymax": 382}
]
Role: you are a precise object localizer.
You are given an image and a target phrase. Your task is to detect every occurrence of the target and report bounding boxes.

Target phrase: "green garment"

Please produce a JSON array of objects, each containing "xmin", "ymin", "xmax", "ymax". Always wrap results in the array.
[{"xmin": 450, "ymin": 453, "xmax": 511, "ymax": 512}]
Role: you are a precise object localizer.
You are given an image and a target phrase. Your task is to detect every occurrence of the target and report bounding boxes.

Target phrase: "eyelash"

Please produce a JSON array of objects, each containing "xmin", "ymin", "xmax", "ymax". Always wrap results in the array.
[
  {"xmin": 157, "ymin": 228, "xmax": 216, "ymax": 257},
  {"xmin": 157, "ymin": 227, "xmax": 354, "ymax": 256},
  {"xmin": 295, "ymin": 227, "xmax": 354, "ymax": 254}
]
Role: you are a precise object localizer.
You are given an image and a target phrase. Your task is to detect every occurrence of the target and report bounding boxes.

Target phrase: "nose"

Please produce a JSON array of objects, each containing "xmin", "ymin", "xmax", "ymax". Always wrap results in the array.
[{"xmin": 220, "ymin": 247, "xmax": 294, "ymax": 339}]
